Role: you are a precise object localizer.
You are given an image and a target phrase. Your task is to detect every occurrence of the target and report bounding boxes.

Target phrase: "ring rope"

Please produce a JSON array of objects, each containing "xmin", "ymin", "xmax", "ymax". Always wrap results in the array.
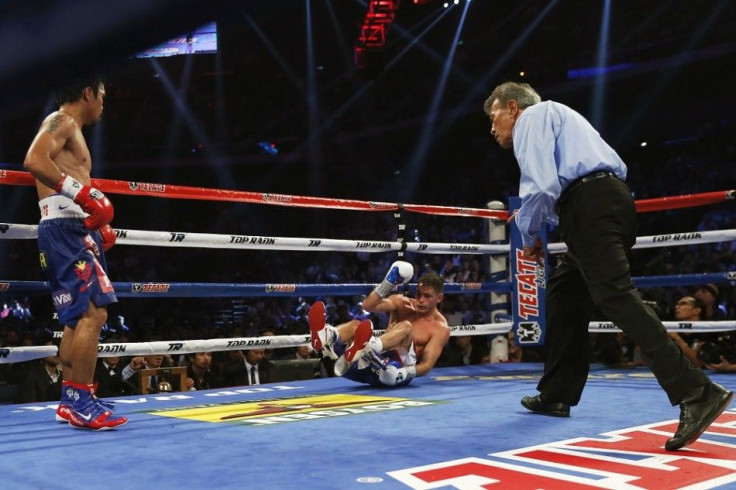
[
  {"xmin": 3, "ymin": 320, "xmax": 735, "ymax": 364},
  {"xmin": 3, "ymin": 223, "xmax": 735, "ymax": 256},
  {"xmin": 0, "ymin": 281, "xmax": 512, "ymax": 297},
  {"xmin": 0, "ymin": 170, "xmax": 510, "ymax": 220},
  {"xmin": 2, "ymin": 170, "xmax": 734, "ymax": 218},
  {"xmin": 2, "ymin": 268, "xmax": 735, "ymax": 297},
  {"xmin": 548, "ymin": 229, "xmax": 736, "ymax": 254}
]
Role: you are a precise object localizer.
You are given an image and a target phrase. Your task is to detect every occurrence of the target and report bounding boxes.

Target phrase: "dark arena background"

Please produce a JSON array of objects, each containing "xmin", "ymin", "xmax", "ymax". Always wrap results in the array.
[{"xmin": 2, "ymin": 1, "xmax": 736, "ymax": 489}]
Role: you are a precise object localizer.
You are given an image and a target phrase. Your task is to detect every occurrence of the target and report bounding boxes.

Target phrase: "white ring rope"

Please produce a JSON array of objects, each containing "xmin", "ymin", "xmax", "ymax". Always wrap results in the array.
[
  {"xmin": 3, "ymin": 223, "xmax": 735, "ymax": 255},
  {"xmin": 4, "ymin": 321, "xmax": 735, "ymax": 364},
  {"xmin": 548, "ymin": 229, "xmax": 736, "ymax": 254},
  {"xmin": 0, "ymin": 224, "xmax": 508, "ymax": 255}
]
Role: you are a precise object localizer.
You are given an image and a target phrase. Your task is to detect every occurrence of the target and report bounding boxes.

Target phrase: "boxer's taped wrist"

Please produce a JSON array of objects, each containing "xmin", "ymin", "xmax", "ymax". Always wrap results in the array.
[
  {"xmin": 373, "ymin": 280, "xmax": 394, "ymax": 298},
  {"xmin": 58, "ymin": 175, "xmax": 83, "ymax": 200}
]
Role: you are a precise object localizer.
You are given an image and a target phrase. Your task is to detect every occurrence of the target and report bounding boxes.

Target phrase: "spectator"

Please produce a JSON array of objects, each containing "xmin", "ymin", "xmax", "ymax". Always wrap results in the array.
[
  {"xmin": 185, "ymin": 352, "xmax": 222, "ymax": 391},
  {"xmin": 438, "ymin": 335, "xmax": 489, "ymax": 366},
  {"xmin": 669, "ymin": 296, "xmax": 706, "ymax": 368},
  {"xmin": 93, "ymin": 337, "xmax": 133, "ymax": 397},
  {"xmin": 18, "ymin": 337, "xmax": 62, "ymax": 403},
  {"xmin": 222, "ymin": 349, "xmax": 273, "ymax": 386},
  {"xmin": 694, "ymin": 284, "xmax": 727, "ymax": 321}
]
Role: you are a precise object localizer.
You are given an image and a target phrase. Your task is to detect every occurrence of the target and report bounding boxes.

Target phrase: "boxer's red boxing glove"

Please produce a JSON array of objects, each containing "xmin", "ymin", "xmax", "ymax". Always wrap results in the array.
[
  {"xmin": 55, "ymin": 174, "xmax": 114, "ymax": 230},
  {"xmin": 99, "ymin": 224, "xmax": 116, "ymax": 252}
]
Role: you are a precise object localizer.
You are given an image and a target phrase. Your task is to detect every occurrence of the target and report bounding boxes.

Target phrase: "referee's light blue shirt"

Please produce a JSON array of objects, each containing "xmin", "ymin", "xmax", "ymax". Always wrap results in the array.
[{"xmin": 512, "ymin": 100, "xmax": 627, "ymax": 247}]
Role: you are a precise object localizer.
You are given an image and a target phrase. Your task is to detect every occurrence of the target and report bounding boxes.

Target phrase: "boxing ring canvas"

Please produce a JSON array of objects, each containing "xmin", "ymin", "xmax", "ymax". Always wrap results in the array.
[{"xmin": 2, "ymin": 363, "xmax": 735, "ymax": 490}]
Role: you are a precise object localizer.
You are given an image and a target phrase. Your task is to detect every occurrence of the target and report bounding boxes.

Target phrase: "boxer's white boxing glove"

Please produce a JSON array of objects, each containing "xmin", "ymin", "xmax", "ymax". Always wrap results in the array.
[
  {"xmin": 378, "ymin": 363, "xmax": 416, "ymax": 386},
  {"xmin": 55, "ymin": 174, "xmax": 114, "ymax": 230},
  {"xmin": 373, "ymin": 260, "xmax": 414, "ymax": 298}
]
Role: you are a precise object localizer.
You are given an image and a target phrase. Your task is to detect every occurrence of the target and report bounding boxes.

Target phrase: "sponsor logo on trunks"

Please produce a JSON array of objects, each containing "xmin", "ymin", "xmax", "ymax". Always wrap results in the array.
[
  {"xmin": 230, "ymin": 235, "xmax": 276, "ymax": 245},
  {"xmin": 128, "ymin": 182, "xmax": 166, "ymax": 192},
  {"xmin": 98, "ymin": 344, "xmax": 126, "ymax": 354},
  {"xmin": 514, "ymin": 249, "xmax": 545, "ymax": 320},
  {"xmin": 73, "ymin": 260, "xmax": 92, "ymax": 290},
  {"xmin": 388, "ymin": 413, "xmax": 736, "ymax": 489},
  {"xmin": 39, "ymin": 251, "xmax": 47, "ymax": 269},
  {"xmin": 651, "ymin": 232, "xmax": 702, "ymax": 243},
  {"xmin": 150, "ymin": 394, "xmax": 437, "ymax": 425},
  {"xmin": 355, "ymin": 241, "xmax": 392, "ymax": 249},
  {"xmin": 52, "ymin": 290, "xmax": 73, "ymax": 307},
  {"xmin": 262, "ymin": 193, "xmax": 293, "ymax": 203},
  {"xmin": 130, "ymin": 283, "xmax": 171, "ymax": 293},
  {"xmin": 265, "ymin": 284, "xmax": 297, "ymax": 293},
  {"xmin": 0, "ymin": 223, "xmax": 9, "ymax": 233},
  {"xmin": 0, "ymin": 283, "xmax": 9, "ymax": 292}
]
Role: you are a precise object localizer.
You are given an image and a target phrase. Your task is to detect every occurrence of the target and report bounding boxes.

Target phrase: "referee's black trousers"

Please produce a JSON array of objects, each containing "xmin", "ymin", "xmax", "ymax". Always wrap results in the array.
[{"xmin": 538, "ymin": 175, "xmax": 709, "ymax": 406}]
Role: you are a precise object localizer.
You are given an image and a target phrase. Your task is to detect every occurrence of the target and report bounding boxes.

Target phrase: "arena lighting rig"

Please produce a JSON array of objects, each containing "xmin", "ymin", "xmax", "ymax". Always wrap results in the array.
[
  {"xmin": 354, "ymin": 0, "xmax": 401, "ymax": 71},
  {"xmin": 354, "ymin": 0, "xmax": 468, "ymax": 73}
]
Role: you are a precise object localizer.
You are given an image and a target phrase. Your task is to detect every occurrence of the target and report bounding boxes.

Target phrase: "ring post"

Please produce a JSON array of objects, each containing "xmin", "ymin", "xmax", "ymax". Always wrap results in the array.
[{"xmin": 508, "ymin": 197, "xmax": 547, "ymax": 347}]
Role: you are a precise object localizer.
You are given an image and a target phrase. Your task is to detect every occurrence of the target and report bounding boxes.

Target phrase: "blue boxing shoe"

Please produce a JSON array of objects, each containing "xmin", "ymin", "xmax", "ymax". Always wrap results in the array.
[{"xmin": 67, "ymin": 386, "xmax": 127, "ymax": 430}]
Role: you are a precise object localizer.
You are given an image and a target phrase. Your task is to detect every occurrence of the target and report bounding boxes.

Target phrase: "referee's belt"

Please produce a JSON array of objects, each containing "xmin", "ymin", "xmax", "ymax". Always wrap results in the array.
[{"xmin": 558, "ymin": 170, "xmax": 618, "ymax": 208}]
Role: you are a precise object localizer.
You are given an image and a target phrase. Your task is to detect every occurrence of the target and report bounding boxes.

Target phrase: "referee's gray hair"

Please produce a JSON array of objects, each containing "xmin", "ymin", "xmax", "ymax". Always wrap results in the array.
[{"xmin": 483, "ymin": 82, "xmax": 541, "ymax": 115}]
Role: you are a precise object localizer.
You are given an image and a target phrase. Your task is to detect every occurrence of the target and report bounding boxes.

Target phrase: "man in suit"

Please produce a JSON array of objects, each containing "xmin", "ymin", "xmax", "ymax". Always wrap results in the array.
[
  {"xmin": 222, "ymin": 349, "xmax": 272, "ymax": 387},
  {"xmin": 18, "ymin": 338, "xmax": 62, "ymax": 403}
]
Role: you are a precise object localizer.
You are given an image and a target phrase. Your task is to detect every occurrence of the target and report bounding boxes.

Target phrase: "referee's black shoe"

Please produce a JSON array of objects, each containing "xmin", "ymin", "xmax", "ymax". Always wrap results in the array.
[
  {"xmin": 521, "ymin": 394, "xmax": 570, "ymax": 417},
  {"xmin": 665, "ymin": 382, "xmax": 733, "ymax": 451}
]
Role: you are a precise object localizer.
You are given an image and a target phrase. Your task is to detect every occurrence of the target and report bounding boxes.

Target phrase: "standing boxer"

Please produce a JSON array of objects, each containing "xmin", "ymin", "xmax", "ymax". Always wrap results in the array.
[
  {"xmin": 24, "ymin": 76, "xmax": 127, "ymax": 430},
  {"xmin": 310, "ymin": 262, "xmax": 450, "ymax": 387},
  {"xmin": 483, "ymin": 81, "xmax": 732, "ymax": 451}
]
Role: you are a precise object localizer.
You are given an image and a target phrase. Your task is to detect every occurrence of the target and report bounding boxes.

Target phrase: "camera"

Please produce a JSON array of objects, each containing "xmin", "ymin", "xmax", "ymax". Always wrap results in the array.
[{"xmin": 697, "ymin": 342, "xmax": 736, "ymax": 365}]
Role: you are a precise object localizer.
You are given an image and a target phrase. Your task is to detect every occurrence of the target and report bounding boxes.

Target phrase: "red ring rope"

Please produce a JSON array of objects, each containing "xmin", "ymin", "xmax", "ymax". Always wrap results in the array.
[{"xmin": 1, "ymin": 169, "xmax": 733, "ymax": 218}]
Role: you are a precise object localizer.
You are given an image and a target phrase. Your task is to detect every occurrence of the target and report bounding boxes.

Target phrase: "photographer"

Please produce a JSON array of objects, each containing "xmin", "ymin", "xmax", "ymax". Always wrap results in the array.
[
  {"xmin": 669, "ymin": 296, "xmax": 707, "ymax": 368},
  {"xmin": 699, "ymin": 335, "xmax": 736, "ymax": 373},
  {"xmin": 670, "ymin": 295, "xmax": 736, "ymax": 373}
]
